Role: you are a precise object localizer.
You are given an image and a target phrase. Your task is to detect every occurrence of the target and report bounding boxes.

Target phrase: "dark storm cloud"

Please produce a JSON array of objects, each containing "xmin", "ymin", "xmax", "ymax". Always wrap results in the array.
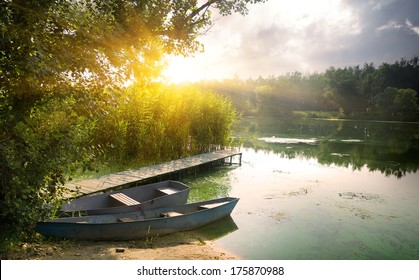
[{"xmin": 311, "ymin": 0, "xmax": 419, "ymax": 69}]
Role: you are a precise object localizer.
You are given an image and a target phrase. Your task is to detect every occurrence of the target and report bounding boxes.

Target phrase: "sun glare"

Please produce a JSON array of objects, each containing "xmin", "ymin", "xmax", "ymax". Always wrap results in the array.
[{"xmin": 162, "ymin": 55, "xmax": 199, "ymax": 84}]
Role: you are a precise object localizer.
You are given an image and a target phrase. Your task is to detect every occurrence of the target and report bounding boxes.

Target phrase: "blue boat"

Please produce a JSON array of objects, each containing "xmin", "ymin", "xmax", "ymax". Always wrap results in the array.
[
  {"xmin": 35, "ymin": 197, "xmax": 239, "ymax": 241},
  {"xmin": 60, "ymin": 180, "xmax": 190, "ymax": 215}
]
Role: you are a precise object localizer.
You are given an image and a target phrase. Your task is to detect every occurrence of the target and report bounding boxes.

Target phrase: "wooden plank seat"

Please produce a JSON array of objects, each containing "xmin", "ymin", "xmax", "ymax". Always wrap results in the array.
[
  {"xmin": 198, "ymin": 202, "xmax": 228, "ymax": 210},
  {"xmin": 155, "ymin": 187, "xmax": 179, "ymax": 196},
  {"xmin": 160, "ymin": 211, "xmax": 183, "ymax": 218},
  {"xmin": 109, "ymin": 193, "xmax": 140, "ymax": 207},
  {"xmin": 117, "ymin": 216, "xmax": 144, "ymax": 223}
]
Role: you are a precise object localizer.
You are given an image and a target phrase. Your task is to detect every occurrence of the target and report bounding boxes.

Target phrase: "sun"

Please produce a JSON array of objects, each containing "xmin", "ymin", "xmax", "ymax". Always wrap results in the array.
[{"xmin": 162, "ymin": 55, "xmax": 200, "ymax": 84}]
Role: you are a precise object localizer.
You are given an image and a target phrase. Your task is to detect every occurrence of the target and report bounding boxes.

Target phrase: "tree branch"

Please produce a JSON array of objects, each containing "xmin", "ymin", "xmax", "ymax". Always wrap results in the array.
[{"xmin": 189, "ymin": 0, "xmax": 220, "ymax": 19}]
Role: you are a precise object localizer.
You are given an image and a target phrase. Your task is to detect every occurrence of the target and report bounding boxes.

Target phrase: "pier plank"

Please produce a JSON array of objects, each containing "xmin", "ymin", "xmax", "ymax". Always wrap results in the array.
[{"xmin": 63, "ymin": 150, "xmax": 241, "ymax": 197}]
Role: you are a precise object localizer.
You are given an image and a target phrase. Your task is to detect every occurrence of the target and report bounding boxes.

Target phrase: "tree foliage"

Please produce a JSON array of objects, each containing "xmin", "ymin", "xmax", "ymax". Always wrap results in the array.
[{"xmin": 1, "ymin": 0, "xmax": 263, "ymax": 234}]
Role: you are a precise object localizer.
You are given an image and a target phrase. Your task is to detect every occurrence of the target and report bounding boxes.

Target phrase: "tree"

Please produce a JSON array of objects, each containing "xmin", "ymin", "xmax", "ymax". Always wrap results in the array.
[
  {"xmin": 373, "ymin": 87, "xmax": 399, "ymax": 118},
  {"xmin": 1, "ymin": 0, "xmax": 266, "ymax": 232},
  {"xmin": 372, "ymin": 87, "xmax": 418, "ymax": 120},
  {"xmin": 325, "ymin": 66, "xmax": 365, "ymax": 117},
  {"xmin": 394, "ymin": 88, "xmax": 418, "ymax": 119},
  {"xmin": 2, "ymin": 1, "xmax": 267, "ymax": 99}
]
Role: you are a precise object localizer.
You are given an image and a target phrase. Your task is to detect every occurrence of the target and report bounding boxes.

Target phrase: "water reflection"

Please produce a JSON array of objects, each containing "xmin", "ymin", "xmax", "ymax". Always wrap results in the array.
[
  {"xmin": 191, "ymin": 216, "xmax": 239, "ymax": 240},
  {"xmin": 236, "ymin": 117, "xmax": 419, "ymax": 178}
]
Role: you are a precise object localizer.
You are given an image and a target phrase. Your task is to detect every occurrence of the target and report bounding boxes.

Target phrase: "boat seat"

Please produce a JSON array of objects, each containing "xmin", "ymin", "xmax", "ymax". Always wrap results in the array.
[
  {"xmin": 117, "ymin": 217, "xmax": 135, "ymax": 223},
  {"xmin": 155, "ymin": 187, "xmax": 179, "ymax": 196},
  {"xmin": 117, "ymin": 216, "xmax": 144, "ymax": 223},
  {"xmin": 160, "ymin": 211, "xmax": 183, "ymax": 218},
  {"xmin": 109, "ymin": 193, "xmax": 140, "ymax": 207},
  {"xmin": 198, "ymin": 201, "xmax": 228, "ymax": 210}
]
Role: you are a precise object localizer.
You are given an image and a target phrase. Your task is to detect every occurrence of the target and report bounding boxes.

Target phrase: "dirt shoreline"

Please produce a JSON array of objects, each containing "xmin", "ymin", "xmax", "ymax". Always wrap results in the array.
[{"xmin": 6, "ymin": 231, "xmax": 239, "ymax": 260}]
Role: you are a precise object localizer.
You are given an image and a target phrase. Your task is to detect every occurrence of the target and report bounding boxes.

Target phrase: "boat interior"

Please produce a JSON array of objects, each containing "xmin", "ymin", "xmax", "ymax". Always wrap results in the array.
[
  {"xmin": 60, "ymin": 181, "xmax": 186, "ymax": 211},
  {"xmin": 55, "ymin": 199, "xmax": 234, "ymax": 224}
]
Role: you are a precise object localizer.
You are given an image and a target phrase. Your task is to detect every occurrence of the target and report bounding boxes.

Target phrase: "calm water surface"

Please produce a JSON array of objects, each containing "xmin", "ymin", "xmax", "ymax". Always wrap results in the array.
[{"xmin": 184, "ymin": 117, "xmax": 419, "ymax": 259}]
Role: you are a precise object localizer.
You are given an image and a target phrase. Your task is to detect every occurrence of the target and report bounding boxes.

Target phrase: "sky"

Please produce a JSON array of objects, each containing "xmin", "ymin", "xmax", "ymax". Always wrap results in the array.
[{"xmin": 162, "ymin": 0, "xmax": 419, "ymax": 83}]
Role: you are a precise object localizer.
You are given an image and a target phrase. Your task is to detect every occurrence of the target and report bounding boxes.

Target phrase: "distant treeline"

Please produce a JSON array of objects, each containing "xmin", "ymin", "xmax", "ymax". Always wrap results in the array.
[{"xmin": 197, "ymin": 57, "xmax": 419, "ymax": 121}]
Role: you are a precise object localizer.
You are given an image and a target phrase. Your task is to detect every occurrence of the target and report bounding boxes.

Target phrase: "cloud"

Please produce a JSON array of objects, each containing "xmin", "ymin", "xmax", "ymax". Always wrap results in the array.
[
  {"xmin": 406, "ymin": 19, "xmax": 419, "ymax": 35},
  {"xmin": 368, "ymin": 0, "xmax": 397, "ymax": 11},
  {"xmin": 377, "ymin": 20, "xmax": 404, "ymax": 32},
  {"xmin": 377, "ymin": 19, "xmax": 419, "ymax": 36},
  {"xmin": 212, "ymin": 0, "xmax": 364, "ymax": 76}
]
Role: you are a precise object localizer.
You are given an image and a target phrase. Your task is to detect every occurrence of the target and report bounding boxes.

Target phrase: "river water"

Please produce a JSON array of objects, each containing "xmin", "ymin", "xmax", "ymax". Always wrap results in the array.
[{"xmin": 183, "ymin": 117, "xmax": 419, "ymax": 260}]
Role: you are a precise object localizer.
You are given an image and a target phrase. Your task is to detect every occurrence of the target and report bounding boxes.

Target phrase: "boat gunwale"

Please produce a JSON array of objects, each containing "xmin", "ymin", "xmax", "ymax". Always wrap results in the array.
[{"xmin": 42, "ymin": 197, "xmax": 239, "ymax": 225}]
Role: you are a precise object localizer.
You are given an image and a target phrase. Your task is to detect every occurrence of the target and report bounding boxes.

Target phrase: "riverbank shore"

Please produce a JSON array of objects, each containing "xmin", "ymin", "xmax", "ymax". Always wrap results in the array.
[{"xmin": 2, "ymin": 231, "xmax": 239, "ymax": 260}]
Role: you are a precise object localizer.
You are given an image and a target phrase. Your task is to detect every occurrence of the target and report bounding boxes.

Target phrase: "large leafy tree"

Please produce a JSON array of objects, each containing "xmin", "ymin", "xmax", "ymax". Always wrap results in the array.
[
  {"xmin": 0, "ymin": 0, "xmax": 266, "ymax": 231},
  {"xmin": 2, "ymin": 0, "xmax": 266, "ymax": 100}
]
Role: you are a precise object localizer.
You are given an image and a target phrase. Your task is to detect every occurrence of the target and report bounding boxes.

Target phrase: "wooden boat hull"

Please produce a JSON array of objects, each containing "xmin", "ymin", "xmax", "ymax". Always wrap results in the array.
[
  {"xmin": 35, "ymin": 197, "xmax": 239, "ymax": 241},
  {"xmin": 60, "ymin": 180, "xmax": 190, "ymax": 215}
]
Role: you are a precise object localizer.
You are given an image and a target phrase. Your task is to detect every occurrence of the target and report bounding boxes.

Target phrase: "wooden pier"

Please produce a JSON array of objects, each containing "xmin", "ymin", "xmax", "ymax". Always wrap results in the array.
[{"xmin": 64, "ymin": 150, "xmax": 242, "ymax": 197}]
